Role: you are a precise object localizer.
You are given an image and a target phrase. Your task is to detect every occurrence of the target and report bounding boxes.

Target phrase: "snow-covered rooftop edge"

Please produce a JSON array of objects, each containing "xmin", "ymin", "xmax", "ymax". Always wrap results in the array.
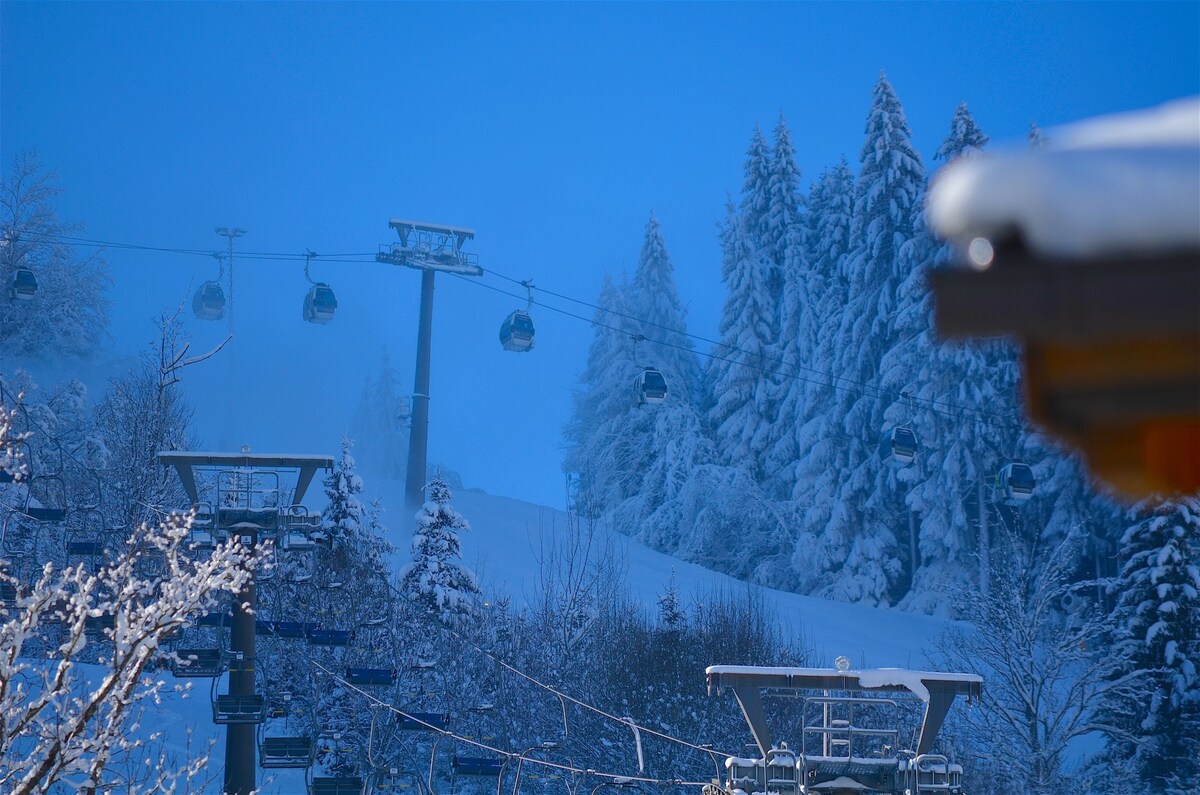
[{"xmin": 929, "ymin": 96, "xmax": 1200, "ymax": 259}]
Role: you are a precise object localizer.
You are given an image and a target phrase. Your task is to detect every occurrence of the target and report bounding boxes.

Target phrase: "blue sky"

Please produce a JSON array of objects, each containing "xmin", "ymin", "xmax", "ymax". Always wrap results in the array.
[{"xmin": 2, "ymin": 2, "xmax": 1197, "ymax": 510}]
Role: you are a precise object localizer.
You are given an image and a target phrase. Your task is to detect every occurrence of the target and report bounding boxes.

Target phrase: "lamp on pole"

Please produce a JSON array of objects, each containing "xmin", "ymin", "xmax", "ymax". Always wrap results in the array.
[{"xmin": 376, "ymin": 221, "xmax": 482, "ymax": 511}]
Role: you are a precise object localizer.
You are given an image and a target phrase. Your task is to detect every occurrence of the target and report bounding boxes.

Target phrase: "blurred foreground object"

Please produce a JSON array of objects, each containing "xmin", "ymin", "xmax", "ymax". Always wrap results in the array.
[{"xmin": 929, "ymin": 98, "xmax": 1200, "ymax": 498}]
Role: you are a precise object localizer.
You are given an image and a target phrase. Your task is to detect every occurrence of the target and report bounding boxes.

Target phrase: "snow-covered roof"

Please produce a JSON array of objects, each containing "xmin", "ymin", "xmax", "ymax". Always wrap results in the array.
[{"xmin": 928, "ymin": 97, "xmax": 1200, "ymax": 260}]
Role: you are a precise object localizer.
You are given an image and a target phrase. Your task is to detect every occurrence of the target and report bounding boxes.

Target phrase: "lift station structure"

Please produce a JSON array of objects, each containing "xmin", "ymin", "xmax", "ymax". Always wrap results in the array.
[
  {"xmin": 376, "ymin": 220, "xmax": 482, "ymax": 510},
  {"xmin": 159, "ymin": 450, "xmax": 333, "ymax": 795}
]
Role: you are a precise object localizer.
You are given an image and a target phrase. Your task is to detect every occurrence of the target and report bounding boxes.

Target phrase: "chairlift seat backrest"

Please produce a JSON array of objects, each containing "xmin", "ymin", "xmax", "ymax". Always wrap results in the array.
[
  {"xmin": 345, "ymin": 666, "xmax": 396, "ymax": 686},
  {"xmin": 259, "ymin": 735, "xmax": 313, "ymax": 768},
  {"xmin": 67, "ymin": 541, "xmax": 104, "ymax": 556},
  {"xmin": 397, "ymin": 711, "xmax": 448, "ymax": 731},
  {"xmin": 309, "ymin": 628, "xmax": 351, "ymax": 646},
  {"xmin": 171, "ymin": 647, "xmax": 225, "ymax": 677},
  {"xmin": 309, "ymin": 776, "xmax": 364, "ymax": 795},
  {"xmin": 452, "ymin": 756, "xmax": 504, "ymax": 777},
  {"xmin": 212, "ymin": 693, "xmax": 266, "ymax": 724}
]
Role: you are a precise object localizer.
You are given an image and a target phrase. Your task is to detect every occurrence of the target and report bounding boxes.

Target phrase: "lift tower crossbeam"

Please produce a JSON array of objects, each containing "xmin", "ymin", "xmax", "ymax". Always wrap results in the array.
[{"xmin": 376, "ymin": 220, "xmax": 482, "ymax": 510}]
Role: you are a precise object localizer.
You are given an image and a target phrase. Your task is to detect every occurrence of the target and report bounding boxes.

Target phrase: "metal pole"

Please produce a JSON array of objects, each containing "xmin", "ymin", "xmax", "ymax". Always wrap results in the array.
[
  {"xmin": 224, "ymin": 530, "xmax": 257, "ymax": 795},
  {"xmin": 405, "ymin": 268, "xmax": 435, "ymax": 512}
]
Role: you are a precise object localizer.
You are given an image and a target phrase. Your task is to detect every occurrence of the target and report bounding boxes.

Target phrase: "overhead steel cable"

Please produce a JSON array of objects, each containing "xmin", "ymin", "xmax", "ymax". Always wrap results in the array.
[
  {"xmin": 11, "ymin": 225, "xmax": 1025, "ymax": 431},
  {"xmin": 310, "ymin": 659, "xmax": 711, "ymax": 788},
  {"xmin": 447, "ymin": 270, "xmax": 1024, "ymax": 432}
]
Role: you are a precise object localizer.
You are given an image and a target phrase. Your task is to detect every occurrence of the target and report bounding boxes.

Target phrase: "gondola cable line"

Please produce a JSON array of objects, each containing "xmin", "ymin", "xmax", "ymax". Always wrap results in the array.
[{"xmin": 13, "ymin": 226, "xmax": 1024, "ymax": 432}]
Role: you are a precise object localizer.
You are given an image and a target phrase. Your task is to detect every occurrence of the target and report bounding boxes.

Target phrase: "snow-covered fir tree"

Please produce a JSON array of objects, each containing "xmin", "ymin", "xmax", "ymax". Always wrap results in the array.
[
  {"xmin": 322, "ymin": 437, "xmax": 367, "ymax": 544},
  {"xmin": 628, "ymin": 214, "xmax": 702, "ymax": 399},
  {"xmin": 815, "ymin": 72, "xmax": 925, "ymax": 604},
  {"xmin": 934, "ymin": 102, "xmax": 989, "ymax": 161},
  {"xmin": 707, "ymin": 198, "xmax": 777, "ymax": 480},
  {"xmin": 399, "ymin": 474, "xmax": 480, "ymax": 623},
  {"xmin": 785, "ymin": 161, "xmax": 856, "ymax": 568},
  {"xmin": 563, "ymin": 274, "xmax": 648, "ymax": 516},
  {"xmin": 758, "ymin": 116, "xmax": 809, "ymax": 491},
  {"xmin": 1102, "ymin": 497, "xmax": 1200, "ymax": 792}
]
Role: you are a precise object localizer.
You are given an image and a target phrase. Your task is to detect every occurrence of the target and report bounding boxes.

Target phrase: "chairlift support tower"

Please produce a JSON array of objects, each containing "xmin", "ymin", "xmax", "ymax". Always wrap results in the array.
[
  {"xmin": 376, "ymin": 220, "xmax": 482, "ymax": 510},
  {"xmin": 158, "ymin": 450, "xmax": 333, "ymax": 795}
]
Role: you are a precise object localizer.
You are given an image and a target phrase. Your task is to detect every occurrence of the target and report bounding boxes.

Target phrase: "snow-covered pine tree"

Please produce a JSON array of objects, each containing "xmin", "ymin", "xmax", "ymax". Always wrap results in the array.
[
  {"xmin": 787, "ymin": 161, "xmax": 856, "ymax": 593},
  {"xmin": 757, "ymin": 115, "xmax": 808, "ymax": 491},
  {"xmin": 818, "ymin": 73, "xmax": 925, "ymax": 604},
  {"xmin": 399, "ymin": 474, "xmax": 480, "ymax": 623},
  {"xmin": 706, "ymin": 198, "xmax": 777, "ymax": 480},
  {"xmin": 1103, "ymin": 497, "xmax": 1200, "ymax": 791},
  {"xmin": 934, "ymin": 103, "xmax": 989, "ymax": 162},
  {"xmin": 618, "ymin": 217, "xmax": 719, "ymax": 552},
  {"xmin": 563, "ymin": 274, "xmax": 647, "ymax": 517},
  {"xmin": 741, "ymin": 126, "xmax": 774, "ymax": 277},
  {"xmin": 629, "ymin": 214, "xmax": 702, "ymax": 400},
  {"xmin": 0, "ymin": 153, "xmax": 110, "ymax": 360},
  {"xmin": 322, "ymin": 437, "xmax": 367, "ymax": 544},
  {"xmin": 765, "ymin": 114, "xmax": 803, "ymax": 291}
]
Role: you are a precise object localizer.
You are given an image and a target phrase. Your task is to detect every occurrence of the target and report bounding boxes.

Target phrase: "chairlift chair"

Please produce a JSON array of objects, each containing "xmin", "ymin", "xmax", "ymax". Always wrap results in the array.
[
  {"xmin": 172, "ymin": 647, "xmax": 226, "ymax": 678},
  {"xmin": 451, "ymin": 755, "xmax": 503, "ymax": 777},
  {"xmin": 634, "ymin": 367, "xmax": 668, "ymax": 405},
  {"xmin": 303, "ymin": 283, "xmax": 338, "ymax": 324},
  {"xmin": 21, "ymin": 480, "xmax": 67, "ymax": 522},
  {"xmin": 192, "ymin": 280, "xmax": 226, "ymax": 321},
  {"xmin": 396, "ymin": 711, "xmax": 448, "ymax": 731},
  {"xmin": 212, "ymin": 693, "xmax": 268, "ymax": 724},
  {"xmin": 0, "ymin": 582, "xmax": 17, "ymax": 609},
  {"xmin": 309, "ymin": 628, "xmax": 352, "ymax": 647},
  {"xmin": 10, "ymin": 267, "xmax": 37, "ymax": 300},
  {"xmin": 879, "ymin": 426, "xmax": 919, "ymax": 465},
  {"xmin": 309, "ymin": 776, "xmax": 365, "ymax": 795},
  {"xmin": 499, "ymin": 310, "xmax": 535, "ymax": 352},
  {"xmin": 346, "ymin": 667, "xmax": 397, "ymax": 687},
  {"xmin": 259, "ymin": 734, "xmax": 314, "ymax": 769},
  {"xmin": 996, "ymin": 462, "xmax": 1036, "ymax": 506}
]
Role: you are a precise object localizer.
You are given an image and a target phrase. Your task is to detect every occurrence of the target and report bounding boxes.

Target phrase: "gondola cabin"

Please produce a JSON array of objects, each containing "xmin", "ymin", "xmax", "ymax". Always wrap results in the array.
[
  {"xmin": 499, "ymin": 310, "xmax": 535, "ymax": 352},
  {"xmin": 879, "ymin": 426, "xmax": 918, "ymax": 465},
  {"xmin": 303, "ymin": 283, "xmax": 338, "ymax": 324},
  {"xmin": 996, "ymin": 462, "xmax": 1036, "ymax": 505},
  {"xmin": 635, "ymin": 367, "xmax": 668, "ymax": 405},
  {"xmin": 10, "ymin": 268, "xmax": 37, "ymax": 300},
  {"xmin": 192, "ymin": 280, "xmax": 226, "ymax": 321}
]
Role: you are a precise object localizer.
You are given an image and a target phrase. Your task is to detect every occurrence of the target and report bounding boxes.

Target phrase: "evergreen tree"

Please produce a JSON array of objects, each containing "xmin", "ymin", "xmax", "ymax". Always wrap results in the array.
[
  {"xmin": 399, "ymin": 474, "xmax": 480, "ymax": 623},
  {"xmin": 1104, "ymin": 497, "xmax": 1200, "ymax": 791},
  {"xmin": 765, "ymin": 114, "xmax": 804, "ymax": 286},
  {"xmin": 934, "ymin": 103, "xmax": 989, "ymax": 162},
  {"xmin": 629, "ymin": 214, "xmax": 702, "ymax": 399},
  {"xmin": 0, "ymin": 153, "xmax": 110, "ymax": 360},
  {"xmin": 323, "ymin": 437, "xmax": 367, "ymax": 544},
  {"xmin": 758, "ymin": 116, "xmax": 808, "ymax": 491},
  {"xmin": 786, "ymin": 161, "xmax": 856, "ymax": 593},
  {"xmin": 741, "ymin": 126, "xmax": 774, "ymax": 263},
  {"xmin": 563, "ymin": 274, "xmax": 648, "ymax": 516},
  {"xmin": 817, "ymin": 73, "xmax": 925, "ymax": 604},
  {"xmin": 707, "ymin": 200, "xmax": 777, "ymax": 479}
]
